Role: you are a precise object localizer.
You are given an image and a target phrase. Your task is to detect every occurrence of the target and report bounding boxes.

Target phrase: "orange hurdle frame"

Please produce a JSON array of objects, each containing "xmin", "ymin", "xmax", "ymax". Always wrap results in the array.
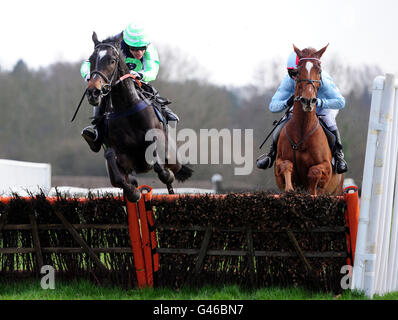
[
  {"xmin": 343, "ymin": 186, "xmax": 360, "ymax": 265},
  {"xmin": 125, "ymin": 185, "xmax": 159, "ymax": 288}
]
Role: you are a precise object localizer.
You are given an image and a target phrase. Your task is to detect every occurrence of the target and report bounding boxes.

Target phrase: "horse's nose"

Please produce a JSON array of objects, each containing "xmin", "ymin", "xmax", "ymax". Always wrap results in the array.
[
  {"xmin": 89, "ymin": 88, "xmax": 101, "ymax": 98},
  {"xmin": 299, "ymin": 96, "xmax": 317, "ymax": 112},
  {"xmin": 87, "ymin": 87, "xmax": 102, "ymax": 106}
]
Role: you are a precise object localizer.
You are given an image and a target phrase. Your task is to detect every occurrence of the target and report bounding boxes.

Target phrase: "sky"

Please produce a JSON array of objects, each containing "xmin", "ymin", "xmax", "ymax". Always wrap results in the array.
[{"xmin": 1, "ymin": 0, "xmax": 398, "ymax": 86}]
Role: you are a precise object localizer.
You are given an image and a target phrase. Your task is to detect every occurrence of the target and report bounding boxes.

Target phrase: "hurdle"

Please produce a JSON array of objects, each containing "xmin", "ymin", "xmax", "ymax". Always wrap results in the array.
[
  {"xmin": 0, "ymin": 185, "xmax": 359, "ymax": 291},
  {"xmin": 125, "ymin": 186, "xmax": 359, "ymax": 290}
]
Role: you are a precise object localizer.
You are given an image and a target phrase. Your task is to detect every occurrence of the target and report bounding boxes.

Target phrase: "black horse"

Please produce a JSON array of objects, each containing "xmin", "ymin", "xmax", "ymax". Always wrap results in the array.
[{"xmin": 85, "ymin": 32, "xmax": 192, "ymax": 202}]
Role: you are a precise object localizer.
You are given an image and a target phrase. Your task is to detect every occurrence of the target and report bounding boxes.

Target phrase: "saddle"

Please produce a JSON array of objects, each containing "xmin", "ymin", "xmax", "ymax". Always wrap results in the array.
[
  {"xmin": 134, "ymin": 81, "xmax": 171, "ymax": 124},
  {"xmin": 91, "ymin": 81, "xmax": 172, "ymax": 129},
  {"xmin": 272, "ymin": 116, "xmax": 336, "ymax": 151}
]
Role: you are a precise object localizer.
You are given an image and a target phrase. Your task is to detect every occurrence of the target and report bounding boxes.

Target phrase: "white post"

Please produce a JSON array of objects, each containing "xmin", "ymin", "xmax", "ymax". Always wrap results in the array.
[
  {"xmin": 387, "ymin": 150, "xmax": 398, "ymax": 292},
  {"xmin": 376, "ymin": 79, "xmax": 398, "ymax": 295},
  {"xmin": 387, "ymin": 86, "xmax": 398, "ymax": 292},
  {"xmin": 352, "ymin": 76, "xmax": 384, "ymax": 292},
  {"xmin": 363, "ymin": 74, "xmax": 395, "ymax": 297}
]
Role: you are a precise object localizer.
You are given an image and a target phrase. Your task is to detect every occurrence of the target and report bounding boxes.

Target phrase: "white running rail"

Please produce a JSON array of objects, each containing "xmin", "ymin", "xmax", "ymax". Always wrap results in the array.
[
  {"xmin": 353, "ymin": 73, "xmax": 398, "ymax": 297},
  {"xmin": 0, "ymin": 159, "xmax": 51, "ymax": 196}
]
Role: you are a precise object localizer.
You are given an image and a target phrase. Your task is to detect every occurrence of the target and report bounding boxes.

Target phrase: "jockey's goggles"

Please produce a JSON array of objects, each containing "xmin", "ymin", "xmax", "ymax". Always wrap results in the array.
[
  {"xmin": 130, "ymin": 46, "xmax": 147, "ymax": 51},
  {"xmin": 288, "ymin": 69, "xmax": 298, "ymax": 78}
]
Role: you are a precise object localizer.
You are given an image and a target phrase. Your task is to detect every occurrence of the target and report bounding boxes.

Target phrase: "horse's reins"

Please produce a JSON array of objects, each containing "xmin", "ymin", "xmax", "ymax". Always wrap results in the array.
[
  {"xmin": 284, "ymin": 57, "xmax": 322, "ymax": 174},
  {"xmin": 71, "ymin": 43, "xmax": 143, "ymax": 122}
]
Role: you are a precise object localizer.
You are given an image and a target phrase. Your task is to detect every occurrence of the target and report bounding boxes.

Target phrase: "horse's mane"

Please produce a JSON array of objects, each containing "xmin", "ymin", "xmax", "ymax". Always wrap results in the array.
[{"xmin": 102, "ymin": 34, "xmax": 121, "ymax": 44}]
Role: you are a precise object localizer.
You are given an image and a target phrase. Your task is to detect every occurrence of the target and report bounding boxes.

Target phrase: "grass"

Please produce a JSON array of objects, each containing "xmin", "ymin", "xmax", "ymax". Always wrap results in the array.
[{"xmin": 1, "ymin": 278, "xmax": 397, "ymax": 300}]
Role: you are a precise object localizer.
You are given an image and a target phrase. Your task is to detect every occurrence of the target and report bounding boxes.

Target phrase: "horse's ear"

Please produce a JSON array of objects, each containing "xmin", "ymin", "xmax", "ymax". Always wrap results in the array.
[
  {"xmin": 92, "ymin": 32, "xmax": 100, "ymax": 46},
  {"xmin": 315, "ymin": 44, "xmax": 329, "ymax": 59},
  {"xmin": 116, "ymin": 32, "xmax": 123, "ymax": 45},
  {"xmin": 293, "ymin": 44, "xmax": 304, "ymax": 59}
]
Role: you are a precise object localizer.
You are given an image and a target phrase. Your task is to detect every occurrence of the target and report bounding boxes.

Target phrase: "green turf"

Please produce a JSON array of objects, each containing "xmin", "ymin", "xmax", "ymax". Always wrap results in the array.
[{"xmin": 2, "ymin": 278, "xmax": 397, "ymax": 300}]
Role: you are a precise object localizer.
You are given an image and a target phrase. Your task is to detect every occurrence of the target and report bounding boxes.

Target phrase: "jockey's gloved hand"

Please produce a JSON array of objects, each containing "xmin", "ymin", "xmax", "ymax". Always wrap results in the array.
[
  {"xmin": 129, "ymin": 70, "xmax": 143, "ymax": 80},
  {"xmin": 286, "ymin": 95, "xmax": 295, "ymax": 107},
  {"xmin": 127, "ymin": 63, "xmax": 137, "ymax": 70}
]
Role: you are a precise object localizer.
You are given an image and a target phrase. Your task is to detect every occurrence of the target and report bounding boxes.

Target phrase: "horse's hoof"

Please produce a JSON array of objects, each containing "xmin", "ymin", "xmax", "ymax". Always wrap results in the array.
[
  {"xmin": 125, "ymin": 188, "xmax": 141, "ymax": 202},
  {"xmin": 128, "ymin": 175, "xmax": 138, "ymax": 187},
  {"xmin": 159, "ymin": 169, "xmax": 175, "ymax": 185}
]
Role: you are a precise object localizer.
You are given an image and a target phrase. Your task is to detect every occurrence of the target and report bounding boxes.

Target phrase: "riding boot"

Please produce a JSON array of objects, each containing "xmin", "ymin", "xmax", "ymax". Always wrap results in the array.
[
  {"xmin": 161, "ymin": 105, "xmax": 180, "ymax": 122},
  {"xmin": 256, "ymin": 143, "xmax": 277, "ymax": 169},
  {"xmin": 81, "ymin": 106, "xmax": 103, "ymax": 153},
  {"xmin": 331, "ymin": 129, "xmax": 348, "ymax": 174},
  {"xmin": 256, "ymin": 118, "xmax": 287, "ymax": 170},
  {"xmin": 142, "ymin": 83, "xmax": 179, "ymax": 122}
]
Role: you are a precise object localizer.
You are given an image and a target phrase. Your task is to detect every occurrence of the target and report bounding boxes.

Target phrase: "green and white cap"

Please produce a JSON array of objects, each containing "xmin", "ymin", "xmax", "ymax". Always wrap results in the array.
[{"xmin": 123, "ymin": 22, "xmax": 149, "ymax": 47}]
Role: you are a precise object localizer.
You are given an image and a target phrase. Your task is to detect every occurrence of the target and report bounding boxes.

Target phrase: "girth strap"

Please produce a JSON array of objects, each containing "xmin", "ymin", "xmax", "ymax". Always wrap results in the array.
[
  {"xmin": 106, "ymin": 100, "xmax": 149, "ymax": 120},
  {"xmin": 103, "ymin": 100, "xmax": 150, "ymax": 140}
]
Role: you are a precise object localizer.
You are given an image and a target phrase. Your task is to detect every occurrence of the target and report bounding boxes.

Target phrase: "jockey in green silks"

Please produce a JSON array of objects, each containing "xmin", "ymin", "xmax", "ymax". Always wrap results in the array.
[{"xmin": 80, "ymin": 22, "xmax": 179, "ymax": 153}]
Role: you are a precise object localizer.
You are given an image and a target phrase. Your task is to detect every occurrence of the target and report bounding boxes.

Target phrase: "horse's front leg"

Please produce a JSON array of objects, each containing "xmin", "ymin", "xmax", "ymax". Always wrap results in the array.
[
  {"xmin": 104, "ymin": 148, "xmax": 141, "ymax": 202},
  {"xmin": 307, "ymin": 162, "xmax": 331, "ymax": 195},
  {"xmin": 128, "ymin": 170, "xmax": 138, "ymax": 187},
  {"xmin": 275, "ymin": 159, "xmax": 294, "ymax": 192}
]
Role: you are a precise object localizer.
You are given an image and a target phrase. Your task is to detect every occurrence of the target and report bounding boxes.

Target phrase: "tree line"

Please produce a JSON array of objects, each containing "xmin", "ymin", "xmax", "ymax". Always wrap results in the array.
[{"xmin": 0, "ymin": 47, "xmax": 382, "ymax": 191}]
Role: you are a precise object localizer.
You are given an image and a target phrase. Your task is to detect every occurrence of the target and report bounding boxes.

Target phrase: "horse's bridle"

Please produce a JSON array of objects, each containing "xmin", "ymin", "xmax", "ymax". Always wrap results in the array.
[
  {"xmin": 90, "ymin": 43, "xmax": 121, "ymax": 97},
  {"xmin": 294, "ymin": 57, "xmax": 322, "ymax": 105},
  {"xmin": 71, "ymin": 42, "xmax": 143, "ymax": 122}
]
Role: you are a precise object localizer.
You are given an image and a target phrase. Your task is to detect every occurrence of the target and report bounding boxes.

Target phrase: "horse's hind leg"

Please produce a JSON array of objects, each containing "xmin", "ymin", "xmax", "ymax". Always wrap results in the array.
[
  {"xmin": 151, "ymin": 136, "xmax": 175, "ymax": 194},
  {"xmin": 154, "ymin": 162, "xmax": 175, "ymax": 194},
  {"xmin": 104, "ymin": 148, "xmax": 141, "ymax": 202}
]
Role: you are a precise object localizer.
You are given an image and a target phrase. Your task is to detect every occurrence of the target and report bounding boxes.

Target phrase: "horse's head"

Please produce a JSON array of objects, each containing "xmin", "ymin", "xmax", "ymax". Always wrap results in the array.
[
  {"xmin": 293, "ymin": 44, "xmax": 328, "ymax": 112},
  {"xmin": 86, "ymin": 32, "xmax": 124, "ymax": 106}
]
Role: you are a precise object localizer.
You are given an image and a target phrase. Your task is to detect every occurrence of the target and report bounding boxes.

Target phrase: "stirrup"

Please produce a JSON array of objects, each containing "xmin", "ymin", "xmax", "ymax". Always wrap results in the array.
[
  {"xmin": 156, "ymin": 96, "xmax": 171, "ymax": 106},
  {"xmin": 81, "ymin": 127, "xmax": 101, "ymax": 153},
  {"xmin": 81, "ymin": 126, "xmax": 98, "ymax": 140},
  {"xmin": 162, "ymin": 107, "xmax": 180, "ymax": 122},
  {"xmin": 256, "ymin": 153, "xmax": 275, "ymax": 170}
]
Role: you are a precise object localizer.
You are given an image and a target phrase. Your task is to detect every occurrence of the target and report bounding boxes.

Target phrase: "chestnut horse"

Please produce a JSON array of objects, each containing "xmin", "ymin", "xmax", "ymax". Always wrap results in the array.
[{"xmin": 274, "ymin": 45, "xmax": 344, "ymax": 195}]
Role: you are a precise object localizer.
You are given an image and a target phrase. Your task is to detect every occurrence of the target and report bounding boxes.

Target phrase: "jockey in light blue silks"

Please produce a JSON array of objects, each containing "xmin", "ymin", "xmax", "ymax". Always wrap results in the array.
[
  {"xmin": 80, "ymin": 22, "xmax": 179, "ymax": 153},
  {"xmin": 256, "ymin": 52, "xmax": 348, "ymax": 174}
]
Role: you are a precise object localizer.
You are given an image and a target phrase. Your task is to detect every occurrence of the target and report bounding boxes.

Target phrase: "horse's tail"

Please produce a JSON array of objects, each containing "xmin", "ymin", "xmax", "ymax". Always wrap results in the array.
[{"xmin": 175, "ymin": 164, "xmax": 193, "ymax": 182}]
